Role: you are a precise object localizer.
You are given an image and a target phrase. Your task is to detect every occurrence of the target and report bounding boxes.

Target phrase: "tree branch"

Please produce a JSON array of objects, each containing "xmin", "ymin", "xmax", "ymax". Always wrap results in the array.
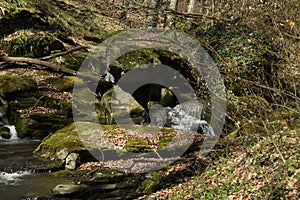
[
  {"xmin": 39, "ymin": 46, "xmax": 90, "ymax": 61},
  {"xmin": 165, "ymin": 9, "xmax": 232, "ymax": 22},
  {"xmin": 0, "ymin": 55, "xmax": 113, "ymax": 88}
]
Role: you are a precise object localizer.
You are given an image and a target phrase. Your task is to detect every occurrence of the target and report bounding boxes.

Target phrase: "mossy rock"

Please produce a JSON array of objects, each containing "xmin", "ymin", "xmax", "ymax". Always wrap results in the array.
[
  {"xmin": 63, "ymin": 54, "xmax": 86, "ymax": 71},
  {"xmin": 140, "ymin": 173, "xmax": 162, "ymax": 193},
  {"xmin": 116, "ymin": 49, "xmax": 161, "ymax": 71},
  {"xmin": 15, "ymin": 115, "xmax": 72, "ymax": 139},
  {"xmin": 44, "ymin": 76, "xmax": 75, "ymax": 91},
  {"xmin": 100, "ymin": 86, "xmax": 144, "ymax": 124},
  {"xmin": 83, "ymin": 32, "xmax": 108, "ymax": 43},
  {"xmin": 124, "ymin": 138, "xmax": 152, "ymax": 153},
  {"xmin": 0, "ymin": 126, "xmax": 11, "ymax": 139},
  {"xmin": 0, "ymin": 75, "xmax": 37, "ymax": 100},
  {"xmin": 34, "ymin": 123, "xmax": 86, "ymax": 160}
]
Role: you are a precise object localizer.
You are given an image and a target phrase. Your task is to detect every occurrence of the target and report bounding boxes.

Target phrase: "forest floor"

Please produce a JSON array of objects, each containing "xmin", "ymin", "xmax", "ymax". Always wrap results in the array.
[{"xmin": 0, "ymin": 0, "xmax": 299, "ymax": 199}]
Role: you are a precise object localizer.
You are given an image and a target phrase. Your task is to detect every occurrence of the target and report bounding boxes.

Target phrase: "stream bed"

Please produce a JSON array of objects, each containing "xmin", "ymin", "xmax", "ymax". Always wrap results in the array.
[{"xmin": 0, "ymin": 138, "xmax": 76, "ymax": 199}]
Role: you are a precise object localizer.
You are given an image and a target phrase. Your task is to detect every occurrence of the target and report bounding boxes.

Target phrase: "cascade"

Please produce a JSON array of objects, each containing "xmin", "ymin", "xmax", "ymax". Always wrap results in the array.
[
  {"xmin": 149, "ymin": 101, "xmax": 215, "ymax": 136},
  {"xmin": 0, "ymin": 111, "xmax": 18, "ymax": 140}
]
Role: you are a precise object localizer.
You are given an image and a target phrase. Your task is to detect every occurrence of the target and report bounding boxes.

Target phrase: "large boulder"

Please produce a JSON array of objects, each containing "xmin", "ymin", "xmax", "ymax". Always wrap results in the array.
[
  {"xmin": 0, "ymin": 74, "xmax": 37, "ymax": 101},
  {"xmin": 33, "ymin": 122, "xmax": 105, "ymax": 169},
  {"xmin": 100, "ymin": 86, "xmax": 145, "ymax": 124}
]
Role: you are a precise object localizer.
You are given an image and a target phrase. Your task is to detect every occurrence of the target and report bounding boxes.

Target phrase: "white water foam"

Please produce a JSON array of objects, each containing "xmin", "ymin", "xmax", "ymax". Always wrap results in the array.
[
  {"xmin": 167, "ymin": 101, "xmax": 215, "ymax": 136},
  {"xmin": 4, "ymin": 125, "xmax": 18, "ymax": 140},
  {"xmin": 0, "ymin": 171, "xmax": 31, "ymax": 185},
  {"xmin": 0, "ymin": 125, "xmax": 19, "ymax": 141}
]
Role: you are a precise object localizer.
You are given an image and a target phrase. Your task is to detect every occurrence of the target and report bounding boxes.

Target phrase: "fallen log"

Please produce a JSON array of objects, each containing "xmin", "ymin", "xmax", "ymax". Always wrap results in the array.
[{"xmin": 0, "ymin": 55, "xmax": 113, "ymax": 89}]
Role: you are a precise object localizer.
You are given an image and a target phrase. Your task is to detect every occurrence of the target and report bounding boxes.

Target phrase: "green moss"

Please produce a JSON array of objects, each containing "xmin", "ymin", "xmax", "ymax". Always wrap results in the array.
[
  {"xmin": 161, "ymin": 127, "xmax": 175, "ymax": 133},
  {"xmin": 158, "ymin": 135, "xmax": 173, "ymax": 149},
  {"xmin": 14, "ymin": 113, "xmax": 72, "ymax": 139},
  {"xmin": 63, "ymin": 54, "xmax": 86, "ymax": 71},
  {"xmin": 0, "ymin": 75, "xmax": 37, "ymax": 100},
  {"xmin": 140, "ymin": 173, "xmax": 162, "ymax": 193},
  {"xmin": 0, "ymin": 126, "xmax": 11, "ymax": 139},
  {"xmin": 34, "ymin": 123, "xmax": 85, "ymax": 158},
  {"xmin": 125, "ymin": 138, "xmax": 152, "ymax": 153},
  {"xmin": 117, "ymin": 49, "xmax": 161, "ymax": 70}
]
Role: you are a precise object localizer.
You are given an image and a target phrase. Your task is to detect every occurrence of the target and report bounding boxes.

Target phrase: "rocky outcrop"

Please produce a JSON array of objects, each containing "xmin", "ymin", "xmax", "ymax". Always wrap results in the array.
[
  {"xmin": 100, "ymin": 86, "xmax": 145, "ymax": 124},
  {"xmin": 0, "ymin": 70, "xmax": 74, "ymax": 139},
  {"xmin": 33, "ymin": 123, "xmax": 92, "ymax": 170}
]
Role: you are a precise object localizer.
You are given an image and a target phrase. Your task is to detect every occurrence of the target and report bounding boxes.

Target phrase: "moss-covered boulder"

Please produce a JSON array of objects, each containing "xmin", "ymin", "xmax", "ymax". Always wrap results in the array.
[
  {"xmin": 14, "ymin": 114, "xmax": 72, "ymax": 138},
  {"xmin": 7, "ymin": 95, "xmax": 73, "ymax": 139},
  {"xmin": 0, "ymin": 126, "xmax": 11, "ymax": 139},
  {"xmin": 44, "ymin": 76, "xmax": 75, "ymax": 91},
  {"xmin": 0, "ymin": 74, "xmax": 37, "ymax": 100},
  {"xmin": 34, "ymin": 123, "xmax": 95, "ymax": 167},
  {"xmin": 100, "ymin": 86, "xmax": 144, "ymax": 124}
]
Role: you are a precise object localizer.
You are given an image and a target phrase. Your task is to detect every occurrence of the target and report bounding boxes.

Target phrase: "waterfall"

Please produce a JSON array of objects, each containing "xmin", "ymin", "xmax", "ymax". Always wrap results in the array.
[
  {"xmin": 0, "ymin": 111, "xmax": 18, "ymax": 140},
  {"xmin": 168, "ymin": 101, "xmax": 215, "ymax": 136},
  {"xmin": 149, "ymin": 101, "xmax": 215, "ymax": 136}
]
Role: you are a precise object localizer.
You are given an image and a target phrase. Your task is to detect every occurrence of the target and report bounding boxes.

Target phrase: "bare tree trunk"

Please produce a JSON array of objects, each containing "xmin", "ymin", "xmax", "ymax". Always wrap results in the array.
[
  {"xmin": 147, "ymin": 0, "xmax": 160, "ymax": 28},
  {"xmin": 120, "ymin": 0, "xmax": 129, "ymax": 20},
  {"xmin": 211, "ymin": 0, "xmax": 215, "ymax": 25},
  {"xmin": 167, "ymin": 0, "xmax": 178, "ymax": 27},
  {"xmin": 187, "ymin": 0, "xmax": 196, "ymax": 13}
]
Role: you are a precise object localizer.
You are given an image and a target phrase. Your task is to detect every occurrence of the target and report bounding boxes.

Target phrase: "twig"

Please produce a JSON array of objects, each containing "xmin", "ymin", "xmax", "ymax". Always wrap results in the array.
[
  {"xmin": 281, "ymin": 32, "xmax": 300, "ymax": 41},
  {"xmin": 165, "ymin": 9, "xmax": 232, "ymax": 22},
  {"xmin": 39, "ymin": 46, "xmax": 90, "ymax": 61},
  {"xmin": 271, "ymin": 103, "xmax": 300, "ymax": 114},
  {"xmin": 273, "ymin": 140, "xmax": 286, "ymax": 164}
]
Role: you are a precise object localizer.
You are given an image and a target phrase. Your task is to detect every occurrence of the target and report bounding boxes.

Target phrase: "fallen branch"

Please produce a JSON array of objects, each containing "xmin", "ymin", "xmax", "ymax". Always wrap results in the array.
[
  {"xmin": 166, "ymin": 9, "xmax": 232, "ymax": 22},
  {"xmin": 0, "ymin": 55, "xmax": 113, "ymax": 88},
  {"xmin": 0, "ymin": 55, "xmax": 76, "ymax": 75},
  {"xmin": 39, "ymin": 46, "xmax": 90, "ymax": 61}
]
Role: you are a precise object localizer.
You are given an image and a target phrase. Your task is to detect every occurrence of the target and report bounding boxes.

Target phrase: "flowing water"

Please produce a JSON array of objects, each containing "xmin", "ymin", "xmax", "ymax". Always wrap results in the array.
[
  {"xmin": 0, "ymin": 114, "xmax": 76, "ymax": 199},
  {"xmin": 150, "ymin": 101, "xmax": 215, "ymax": 136},
  {"xmin": 0, "ymin": 101, "xmax": 214, "ymax": 199}
]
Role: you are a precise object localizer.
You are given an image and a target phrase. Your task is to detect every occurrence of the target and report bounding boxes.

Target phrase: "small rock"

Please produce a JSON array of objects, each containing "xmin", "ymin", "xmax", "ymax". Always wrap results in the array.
[
  {"xmin": 52, "ymin": 184, "xmax": 88, "ymax": 195},
  {"xmin": 56, "ymin": 148, "xmax": 69, "ymax": 161},
  {"xmin": 0, "ymin": 126, "xmax": 11, "ymax": 139},
  {"xmin": 100, "ymin": 183, "xmax": 117, "ymax": 190},
  {"xmin": 65, "ymin": 153, "xmax": 80, "ymax": 170}
]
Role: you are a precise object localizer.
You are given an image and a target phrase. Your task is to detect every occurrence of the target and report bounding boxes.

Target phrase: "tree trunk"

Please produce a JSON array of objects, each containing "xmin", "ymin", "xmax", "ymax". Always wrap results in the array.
[
  {"xmin": 147, "ymin": 0, "xmax": 160, "ymax": 28},
  {"xmin": 167, "ymin": 0, "xmax": 178, "ymax": 27},
  {"xmin": 187, "ymin": 0, "xmax": 196, "ymax": 13},
  {"xmin": 120, "ymin": 0, "xmax": 129, "ymax": 20}
]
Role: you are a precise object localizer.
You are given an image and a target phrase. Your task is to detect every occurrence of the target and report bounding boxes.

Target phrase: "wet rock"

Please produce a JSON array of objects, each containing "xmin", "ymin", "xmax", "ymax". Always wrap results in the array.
[
  {"xmin": 160, "ymin": 88, "xmax": 176, "ymax": 107},
  {"xmin": 0, "ymin": 126, "xmax": 11, "ymax": 139},
  {"xmin": 65, "ymin": 153, "xmax": 80, "ymax": 170},
  {"xmin": 52, "ymin": 184, "xmax": 88, "ymax": 196}
]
